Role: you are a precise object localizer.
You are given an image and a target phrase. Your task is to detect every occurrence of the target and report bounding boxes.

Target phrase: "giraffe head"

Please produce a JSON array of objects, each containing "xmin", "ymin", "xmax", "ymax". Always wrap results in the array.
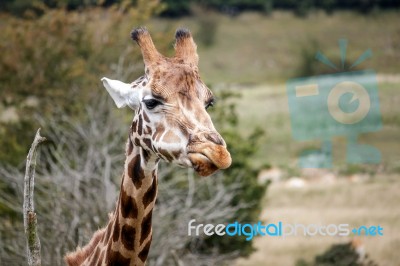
[{"xmin": 102, "ymin": 27, "xmax": 231, "ymax": 176}]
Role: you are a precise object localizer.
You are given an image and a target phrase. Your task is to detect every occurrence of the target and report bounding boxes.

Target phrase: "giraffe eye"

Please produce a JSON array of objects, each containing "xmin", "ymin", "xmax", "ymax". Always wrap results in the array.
[
  {"xmin": 143, "ymin": 99, "xmax": 162, "ymax": 110},
  {"xmin": 205, "ymin": 99, "xmax": 214, "ymax": 110}
]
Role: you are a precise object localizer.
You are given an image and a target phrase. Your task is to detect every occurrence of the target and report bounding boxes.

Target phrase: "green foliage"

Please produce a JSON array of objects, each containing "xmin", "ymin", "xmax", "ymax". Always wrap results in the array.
[
  {"xmin": 262, "ymin": 0, "xmax": 274, "ymax": 15},
  {"xmin": 296, "ymin": 38, "xmax": 321, "ymax": 77},
  {"xmin": 159, "ymin": 0, "xmax": 192, "ymax": 16},
  {"xmin": 203, "ymin": 0, "xmax": 271, "ymax": 13},
  {"xmin": 0, "ymin": 120, "xmax": 34, "ymax": 166},
  {"xmin": 320, "ymin": 0, "xmax": 335, "ymax": 14},
  {"xmin": 315, "ymin": 243, "xmax": 361, "ymax": 266},
  {"xmin": 2, "ymin": 0, "xmax": 399, "ymax": 18},
  {"xmin": 294, "ymin": 0, "xmax": 313, "ymax": 17},
  {"xmin": 163, "ymin": 0, "xmax": 400, "ymax": 17},
  {"xmin": 296, "ymin": 258, "xmax": 312, "ymax": 266}
]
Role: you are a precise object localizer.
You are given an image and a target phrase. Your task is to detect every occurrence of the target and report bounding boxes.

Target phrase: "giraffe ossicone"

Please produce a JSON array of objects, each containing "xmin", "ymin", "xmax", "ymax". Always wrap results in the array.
[{"xmin": 65, "ymin": 27, "xmax": 231, "ymax": 266}]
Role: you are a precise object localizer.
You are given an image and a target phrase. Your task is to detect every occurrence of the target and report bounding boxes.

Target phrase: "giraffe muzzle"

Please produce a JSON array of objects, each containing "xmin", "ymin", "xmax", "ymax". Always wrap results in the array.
[{"xmin": 187, "ymin": 140, "xmax": 232, "ymax": 177}]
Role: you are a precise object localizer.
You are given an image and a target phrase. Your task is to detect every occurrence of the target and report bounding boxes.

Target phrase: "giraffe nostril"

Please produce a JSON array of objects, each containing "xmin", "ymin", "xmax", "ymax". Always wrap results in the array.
[
  {"xmin": 205, "ymin": 133, "xmax": 224, "ymax": 146},
  {"xmin": 188, "ymin": 132, "xmax": 225, "ymax": 146}
]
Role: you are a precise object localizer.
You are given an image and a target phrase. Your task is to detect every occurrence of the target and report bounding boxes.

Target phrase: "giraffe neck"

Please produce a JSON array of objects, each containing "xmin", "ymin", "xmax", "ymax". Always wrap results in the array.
[
  {"xmin": 100, "ymin": 137, "xmax": 159, "ymax": 265},
  {"xmin": 65, "ymin": 135, "xmax": 160, "ymax": 266}
]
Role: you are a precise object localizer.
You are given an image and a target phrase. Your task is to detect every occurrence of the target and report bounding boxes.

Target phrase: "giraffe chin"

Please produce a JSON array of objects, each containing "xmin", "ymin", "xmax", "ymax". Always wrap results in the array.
[{"xmin": 188, "ymin": 153, "xmax": 220, "ymax": 177}]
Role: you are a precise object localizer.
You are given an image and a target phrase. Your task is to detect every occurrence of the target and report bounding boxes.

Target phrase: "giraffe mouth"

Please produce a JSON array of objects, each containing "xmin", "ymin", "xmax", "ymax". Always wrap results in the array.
[
  {"xmin": 187, "ymin": 145, "xmax": 231, "ymax": 177},
  {"xmin": 187, "ymin": 135, "xmax": 232, "ymax": 176},
  {"xmin": 188, "ymin": 152, "xmax": 219, "ymax": 177}
]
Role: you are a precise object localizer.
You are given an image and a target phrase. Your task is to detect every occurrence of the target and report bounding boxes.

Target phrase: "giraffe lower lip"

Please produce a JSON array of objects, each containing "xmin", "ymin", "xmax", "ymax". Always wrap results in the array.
[
  {"xmin": 187, "ymin": 152, "xmax": 219, "ymax": 176},
  {"xmin": 188, "ymin": 152, "xmax": 210, "ymax": 164}
]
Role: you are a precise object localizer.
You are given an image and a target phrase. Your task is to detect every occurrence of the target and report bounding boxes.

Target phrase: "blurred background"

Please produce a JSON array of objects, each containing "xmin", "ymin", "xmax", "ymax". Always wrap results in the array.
[{"xmin": 0, "ymin": 0, "xmax": 399, "ymax": 265}]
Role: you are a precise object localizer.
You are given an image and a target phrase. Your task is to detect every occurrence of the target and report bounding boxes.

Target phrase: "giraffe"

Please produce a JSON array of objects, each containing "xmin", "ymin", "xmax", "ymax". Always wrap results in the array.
[{"xmin": 64, "ymin": 27, "xmax": 232, "ymax": 266}]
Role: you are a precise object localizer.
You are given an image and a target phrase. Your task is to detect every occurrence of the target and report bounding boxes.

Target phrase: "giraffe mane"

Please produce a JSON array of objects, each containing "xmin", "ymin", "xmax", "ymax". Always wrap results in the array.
[
  {"xmin": 64, "ymin": 212, "xmax": 114, "ymax": 265},
  {"xmin": 64, "ymin": 228, "xmax": 105, "ymax": 266}
]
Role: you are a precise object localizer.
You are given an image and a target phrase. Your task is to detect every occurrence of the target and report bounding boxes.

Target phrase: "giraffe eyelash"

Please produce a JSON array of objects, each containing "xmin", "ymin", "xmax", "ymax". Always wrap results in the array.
[
  {"xmin": 143, "ymin": 99, "xmax": 163, "ymax": 110},
  {"xmin": 205, "ymin": 98, "xmax": 215, "ymax": 110}
]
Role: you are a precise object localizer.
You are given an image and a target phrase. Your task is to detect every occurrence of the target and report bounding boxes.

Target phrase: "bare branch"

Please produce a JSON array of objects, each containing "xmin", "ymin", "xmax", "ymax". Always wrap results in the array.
[{"xmin": 23, "ymin": 128, "xmax": 46, "ymax": 266}]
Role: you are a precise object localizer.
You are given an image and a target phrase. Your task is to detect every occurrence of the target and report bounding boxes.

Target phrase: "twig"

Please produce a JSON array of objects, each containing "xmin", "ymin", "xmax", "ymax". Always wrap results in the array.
[
  {"xmin": 23, "ymin": 128, "xmax": 46, "ymax": 266},
  {"xmin": 171, "ymin": 250, "xmax": 184, "ymax": 266}
]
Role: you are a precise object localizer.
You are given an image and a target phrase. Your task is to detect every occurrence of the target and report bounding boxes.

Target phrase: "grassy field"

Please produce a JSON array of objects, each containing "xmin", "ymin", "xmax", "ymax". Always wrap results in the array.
[{"xmin": 150, "ymin": 10, "xmax": 400, "ymax": 265}]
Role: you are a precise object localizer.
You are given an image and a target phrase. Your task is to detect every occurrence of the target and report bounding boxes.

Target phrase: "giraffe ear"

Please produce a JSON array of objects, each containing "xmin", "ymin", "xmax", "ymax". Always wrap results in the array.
[{"xmin": 101, "ymin": 77, "xmax": 140, "ymax": 110}]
